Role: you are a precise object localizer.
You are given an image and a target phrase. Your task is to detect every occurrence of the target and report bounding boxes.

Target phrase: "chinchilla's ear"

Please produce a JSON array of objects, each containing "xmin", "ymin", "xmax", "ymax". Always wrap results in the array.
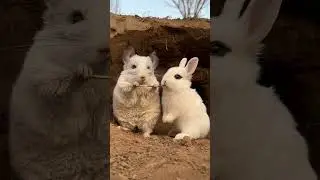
[
  {"xmin": 185, "ymin": 57, "xmax": 199, "ymax": 75},
  {"xmin": 122, "ymin": 46, "xmax": 135, "ymax": 64},
  {"xmin": 179, "ymin": 58, "xmax": 187, "ymax": 68},
  {"xmin": 149, "ymin": 51, "xmax": 159, "ymax": 69}
]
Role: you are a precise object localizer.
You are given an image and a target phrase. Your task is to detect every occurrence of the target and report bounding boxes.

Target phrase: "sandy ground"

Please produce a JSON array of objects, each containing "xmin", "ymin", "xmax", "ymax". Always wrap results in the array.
[{"xmin": 110, "ymin": 124, "xmax": 210, "ymax": 180}]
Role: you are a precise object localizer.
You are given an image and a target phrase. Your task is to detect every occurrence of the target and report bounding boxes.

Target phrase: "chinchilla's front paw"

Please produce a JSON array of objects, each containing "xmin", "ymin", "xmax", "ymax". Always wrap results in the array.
[
  {"xmin": 76, "ymin": 63, "xmax": 93, "ymax": 80},
  {"xmin": 151, "ymin": 81, "xmax": 159, "ymax": 88},
  {"xmin": 146, "ymin": 80, "xmax": 159, "ymax": 91},
  {"xmin": 39, "ymin": 78, "xmax": 71, "ymax": 97},
  {"xmin": 133, "ymin": 81, "xmax": 140, "ymax": 87},
  {"xmin": 119, "ymin": 82, "xmax": 134, "ymax": 92}
]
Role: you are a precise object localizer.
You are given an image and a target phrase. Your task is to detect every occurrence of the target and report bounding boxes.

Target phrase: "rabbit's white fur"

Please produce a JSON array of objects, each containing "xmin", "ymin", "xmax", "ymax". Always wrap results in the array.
[
  {"xmin": 9, "ymin": 0, "xmax": 109, "ymax": 179},
  {"xmin": 212, "ymin": 0, "xmax": 317, "ymax": 179},
  {"xmin": 113, "ymin": 46, "xmax": 161, "ymax": 137},
  {"xmin": 161, "ymin": 57, "xmax": 210, "ymax": 140}
]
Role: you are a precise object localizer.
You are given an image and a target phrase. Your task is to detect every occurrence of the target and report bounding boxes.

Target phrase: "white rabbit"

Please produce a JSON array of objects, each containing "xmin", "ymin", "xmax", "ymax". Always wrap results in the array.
[
  {"xmin": 161, "ymin": 57, "xmax": 210, "ymax": 140},
  {"xmin": 9, "ymin": 0, "xmax": 109, "ymax": 179},
  {"xmin": 112, "ymin": 46, "xmax": 161, "ymax": 138},
  {"xmin": 211, "ymin": 0, "xmax": 317, "ymax": 179}
]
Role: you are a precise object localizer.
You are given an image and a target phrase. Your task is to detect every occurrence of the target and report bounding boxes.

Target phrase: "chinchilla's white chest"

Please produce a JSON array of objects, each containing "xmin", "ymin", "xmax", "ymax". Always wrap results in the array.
[{"xmin": 133, "ymin": 87, "xmax": 150, "ymax": 97}]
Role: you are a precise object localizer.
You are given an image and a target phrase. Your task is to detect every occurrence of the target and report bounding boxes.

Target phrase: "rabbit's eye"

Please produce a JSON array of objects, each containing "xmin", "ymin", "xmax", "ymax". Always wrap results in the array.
[
  {"xmin": 147, "ymin": 66, "xmax": 151, "ymax": 69},
  {"xmin": 131, "ymin": 65, "xmax": 136, "ymax": 69},
  {"xmin": 211, "ymin": 41, "xmax": 231, "ymax": 57},
  {"xmin": 69, "ymin": 10, "xmax": 85, "ymax": 24},
  {"xmin": 174, "ymin": 74, "xmax": 182, "ymax": 80}
]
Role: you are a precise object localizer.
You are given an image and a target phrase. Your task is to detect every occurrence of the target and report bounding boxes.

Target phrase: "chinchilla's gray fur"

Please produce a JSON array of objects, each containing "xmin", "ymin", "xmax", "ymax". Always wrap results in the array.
[{"xmin": 9, "ymin": 0, "xmax": 110, "ymax": 179}]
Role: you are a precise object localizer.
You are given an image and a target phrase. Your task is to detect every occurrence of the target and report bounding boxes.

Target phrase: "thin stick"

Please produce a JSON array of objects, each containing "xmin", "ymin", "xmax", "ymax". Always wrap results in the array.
[
  {"xmin": 89, "ymin": 74, "xmax": 160, "ymax": 87},
  {"xmin": 135, "ymin": 85, "xmax": 160, "ymax": 87},
  {"xmin": 89, "ymin": 75, "xmax": 112, "ymax": 79}
]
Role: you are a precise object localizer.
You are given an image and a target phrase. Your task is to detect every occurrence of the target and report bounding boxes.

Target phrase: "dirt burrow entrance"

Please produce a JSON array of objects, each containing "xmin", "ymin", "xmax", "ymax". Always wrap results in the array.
[
  {"xmin": 109, "ymin": 25, "xmax": 210, "ymax": 110},
  {"xmin": 109, "ymin": 20, "xmax": 211, "ymax": 180}
]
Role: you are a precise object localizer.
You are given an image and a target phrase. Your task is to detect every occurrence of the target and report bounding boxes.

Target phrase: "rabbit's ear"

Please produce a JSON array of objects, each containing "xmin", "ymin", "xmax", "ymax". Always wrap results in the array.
[
  {"xmin": 122, "ymin": 46, "xmax": 135, "ymax": 64},
  {"xmin": 185, "ymin": 57, "xmax": 199, "ymax": 75},
  {"xmin": 179, "ymin": 58, "xmax": 187, "ymax": 67},
  {"xmin": 219, "ymin": 0, "xmax": 247, "ymax": 20},
  {"xmin": 240, "ymin": 0, "xmax": 282, "ymax": 43},
  {"xmin": 149, "ymin": 51, "xmax": 159, "ymax": 69}
]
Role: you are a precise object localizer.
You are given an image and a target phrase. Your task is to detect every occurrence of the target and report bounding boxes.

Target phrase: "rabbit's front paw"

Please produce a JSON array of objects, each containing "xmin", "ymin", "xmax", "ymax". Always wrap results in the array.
[
  {"xmin": 162, "ymin": 113, "xmax": 175, "ymax": 123},
  {"xmin": 76, "ymin": 63, "xmax": 93, "ymax": 80}
]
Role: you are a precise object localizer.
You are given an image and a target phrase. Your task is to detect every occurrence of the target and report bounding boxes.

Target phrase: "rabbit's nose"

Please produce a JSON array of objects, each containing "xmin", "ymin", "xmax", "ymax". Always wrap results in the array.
[{"xmin": 162, "ymin": 80, "xmax": 167, "ymax": 86}]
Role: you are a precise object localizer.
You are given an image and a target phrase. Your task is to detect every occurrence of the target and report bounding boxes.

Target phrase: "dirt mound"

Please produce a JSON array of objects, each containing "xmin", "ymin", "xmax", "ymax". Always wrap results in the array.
[
  {"xmin": 110, "ymin": 14, "xmax": 210, "ymax": 38},
  {"xmin": 109, "ymin": 15, "xmax": 211, "ymax": 179},
  {"xmin": 110, "ymin": 124, "xmax": 210, "ymax": 180}
]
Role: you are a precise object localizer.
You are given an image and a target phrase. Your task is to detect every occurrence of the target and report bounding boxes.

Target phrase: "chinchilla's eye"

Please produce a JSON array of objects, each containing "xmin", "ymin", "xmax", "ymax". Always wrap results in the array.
[
  {"xmin": 174, "ymin": 74, "xmax": 182, "ymax": 80},
  {"xmin": 211, "ymin": 40, "xmax": 232, "ymax": 57},
  {"xmin": 69, "ymin": 10, "xmax": 85, "ymax": 24},
  {"xmin": 147, "ymin": 66, "xmax": 150, "ymax": 69},
  {"xmin": 131, "ymin": 65, "xmax": 136, "ymax": 69}
]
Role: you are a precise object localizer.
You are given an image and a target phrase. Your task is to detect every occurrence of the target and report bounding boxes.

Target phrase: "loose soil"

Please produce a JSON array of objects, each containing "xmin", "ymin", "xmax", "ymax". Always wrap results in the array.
[{"xmin": 110, "ymin": 124, "xmax": 210, "ymax": 180}]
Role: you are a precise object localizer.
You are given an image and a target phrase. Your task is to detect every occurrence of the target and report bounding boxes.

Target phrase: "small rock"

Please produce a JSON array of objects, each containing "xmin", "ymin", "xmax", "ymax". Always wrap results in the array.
[
  {"xmin": 179, "ymin": 136, "xmax": 192, "ymax": 146},
  {"xmin": 132, "ymin": 174, "xmax": 137, "ymax": 179}
]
